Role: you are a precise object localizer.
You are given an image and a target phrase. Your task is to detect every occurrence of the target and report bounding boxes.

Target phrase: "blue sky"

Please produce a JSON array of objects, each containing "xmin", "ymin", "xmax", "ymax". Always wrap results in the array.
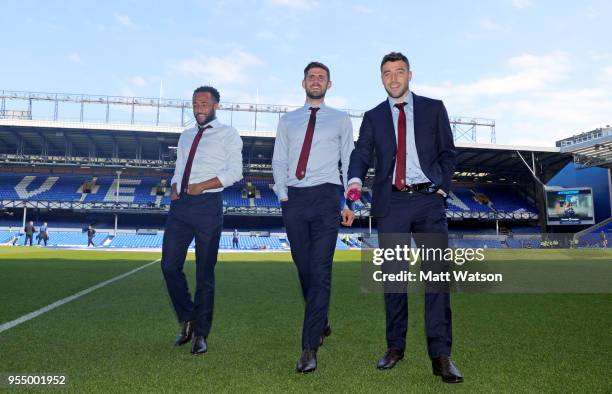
[{"xmin": 1, "ymin": 0, "xmax": 611, "ymax": 146}]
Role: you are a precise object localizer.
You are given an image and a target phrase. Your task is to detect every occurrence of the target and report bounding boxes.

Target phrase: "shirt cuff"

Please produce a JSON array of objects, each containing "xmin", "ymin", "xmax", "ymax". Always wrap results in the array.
[
  {"xmin": 217, "ymin": 172, "xmax": 230, "ymax": 188},
  {"xmin": 274, "ymin": 186, "xmax": 288, "ymax": 201},
  {"xmin": 347, "ymin": 177, "xmax": 362, "ymax": 187},
  {"xmin": 217, "ymin": 171, "xmax": 242, "ymax": 189}
]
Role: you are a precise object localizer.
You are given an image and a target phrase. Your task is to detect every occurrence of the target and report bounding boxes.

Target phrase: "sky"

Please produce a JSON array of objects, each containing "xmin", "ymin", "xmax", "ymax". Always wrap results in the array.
[{"xmin": 1, "ymin": 0, "xmax": 612, "ymax": 146}]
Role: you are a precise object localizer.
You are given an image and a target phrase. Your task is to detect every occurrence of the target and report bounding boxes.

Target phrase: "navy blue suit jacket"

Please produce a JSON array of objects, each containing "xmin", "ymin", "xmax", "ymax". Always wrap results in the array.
[{"xmin": 347, "ymin": 93, "xmax": 456, "ymax": 218}]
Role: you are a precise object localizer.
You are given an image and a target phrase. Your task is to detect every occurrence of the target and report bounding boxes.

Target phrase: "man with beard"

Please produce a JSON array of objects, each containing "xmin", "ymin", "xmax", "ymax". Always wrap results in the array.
[
  {"xmin": 272, "ymin": 62, "xmax": 355, "ymax": 373},
  {"xmin": 161, "ymin": 86, "xmax": 243, "ymax": 355},
  {"xmin": 347, "ymin": 52, "xmax": 462, "ymax": 383}
]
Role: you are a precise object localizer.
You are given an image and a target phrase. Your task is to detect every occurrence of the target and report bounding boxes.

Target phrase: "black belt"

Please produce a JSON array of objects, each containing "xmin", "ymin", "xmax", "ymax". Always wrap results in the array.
[{"xmin": 392, "ymin": 182, "xmax": 435, "ymax": 193}]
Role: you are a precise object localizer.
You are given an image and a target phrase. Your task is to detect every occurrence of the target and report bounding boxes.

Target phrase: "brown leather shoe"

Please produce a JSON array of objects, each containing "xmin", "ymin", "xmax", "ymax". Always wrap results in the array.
[
  {"xmin": 174, "ymin": 320, "xmax": 194, "ymax": 346},
  {"xmin": 432, "ymin": 356, "xmax": 463, "ymax": 383},
  {"xmin": 377, "ymin": 348, "xmax": 404, "ymax": 370}
]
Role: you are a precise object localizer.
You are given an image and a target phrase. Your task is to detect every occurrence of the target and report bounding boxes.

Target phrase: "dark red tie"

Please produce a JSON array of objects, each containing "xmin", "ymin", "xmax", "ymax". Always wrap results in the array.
[
  {"xmin": 181, "ymin": 125, "xmax": 211, "ymax": 193},
  {"xmin": 394, "ymin": 102, "xmax": 407, "ymax": 189},
  {"xmin": 295, "ymin": 107, "xmax": 319, "ymax": 180}
]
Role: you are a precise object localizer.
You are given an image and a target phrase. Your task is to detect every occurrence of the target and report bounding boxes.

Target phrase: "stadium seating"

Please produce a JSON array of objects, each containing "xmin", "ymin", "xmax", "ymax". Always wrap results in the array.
[
  {"xmin": 0, "ymin": 173, "xmax": 538, "ymax": 215},
  {"xmin": 109, "ymin": 234, "xmax": 164, "ymax": 248},
  {"xmin": 5, "ymin": 226, "xmax": 578, "ymax": 250},
  {"xmin": 576, "ymin": 221, "xmax": 612, "ymax": 246},
  {"xmin": 14, "ymin": 231, "xmax": 108, "ymax": 246},
  {"xmin": 0, "ymin": 231, "xmax": 17, "ymax": 243}
]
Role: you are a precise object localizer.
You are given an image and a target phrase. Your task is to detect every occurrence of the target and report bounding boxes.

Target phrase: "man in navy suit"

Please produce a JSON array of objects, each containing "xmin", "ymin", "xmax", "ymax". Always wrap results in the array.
[{"xmin": 347, "ymin": 52, "xmax": 462, "ymax": 383}]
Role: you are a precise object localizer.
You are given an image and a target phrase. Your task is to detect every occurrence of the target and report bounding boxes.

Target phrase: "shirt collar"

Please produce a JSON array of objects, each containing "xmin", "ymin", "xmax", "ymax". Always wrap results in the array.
[
  {"xmin": 302, "ymin": 100, "xmax": 326, "ymax": 111},
  {"xmin": 193, "ymin": 118, "xmax": 220, "ymax": 131},
  {"xmin": 388, "ymin": 91, "xmax": 413, "ymax": 111}
]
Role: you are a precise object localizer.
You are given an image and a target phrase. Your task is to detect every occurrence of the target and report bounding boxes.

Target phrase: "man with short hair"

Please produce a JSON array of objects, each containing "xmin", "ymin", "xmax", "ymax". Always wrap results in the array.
[
  {"xmin": 232, "ymin": 229, "xmax": 240, "ymax": 249},
  {"xmin": 37, "ymin": 222, "xmax": 49, "ymax": 246},
  {"xmin": 273, "ymin": 61, "xmax": 355, "ymax": 373},
  {"xmin": 161, "ymin": 85, "xmax": 243, "ymax": 355},
  {"xmin": 24, "ymin": 221, "xmax": 36, "ymax": 246},
  {"xmin": 87, "ymin": 225, "xmax": 96, "ymax": 247},
  {"xmin": 347, "ymin": 52, "xmax": 462, "ymax": 383}
]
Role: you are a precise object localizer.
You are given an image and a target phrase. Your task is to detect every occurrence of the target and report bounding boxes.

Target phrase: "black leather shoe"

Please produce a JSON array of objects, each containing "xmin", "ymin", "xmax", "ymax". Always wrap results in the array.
[
  {"xmin": 319, "ymin": 324, "xmax": 332, "ymax": 347},
  {"xmin": 191, "ymin": 336, "xmax": 208, "ymax": 355},
  {"xmin": 296, "ymin": 348, "xmax": 317, "ymax": 373},
  {"xmin": 432, "ymin": 356, "xmax": 463, "ymax": 383},
  {"xmin": 174, "ymin": 321, "xmax": 194, "ymax": 346},
  {"xmin": 377, "ymin": 348, "xmax": 404, "ymax": 370}
]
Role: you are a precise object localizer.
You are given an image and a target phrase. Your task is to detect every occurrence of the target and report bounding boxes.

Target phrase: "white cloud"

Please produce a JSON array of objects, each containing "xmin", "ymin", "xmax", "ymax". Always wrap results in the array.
[
  {"xmin": 603, "ymin": 65, "xmax": 612, "ymax": 79},
  {"xmin": 119, "ymin": 86, "xmax": 136, "ymax": 98},
  {"xmin": 176, "ymin": 50, "xmax": 262, "ymax": 85},
  {"xmin": 352, "ymin": 4, "xmax": 373, "ymax": 14},
  {"xmin": 479, "ymin": 18, "xmax": 504, "ymax": 32},
  {"xmin": 114, "ymin": 14, "xmax": 136, "ymax": 29},
  {"xmin": 511, "ymin": 0, "xmax": 533, "ymax": 9},
  {"xmin": 68, "ymin": 52, "xmax": 81, "ymax": 63},
  {"xmin": 256, "ymin": 31, "xmax": 276, "ymax": 40},
  {"xmin": 414, "ymin": 52, "xmax": 612, "ymax": 146},
  {"xmin": 584, "ymin": 5, "xmax": 598, "ymax": 19},
  {"xmin": 419, "ymin": 52, "xmax": 569, "ymax": 97},
  {"xmin": 131, "ymin": 76, "xmax": 147, "ymax": 87},
  {"xmin": 268, "ymin": 0, "xmax": 314, "ymax": 9}
]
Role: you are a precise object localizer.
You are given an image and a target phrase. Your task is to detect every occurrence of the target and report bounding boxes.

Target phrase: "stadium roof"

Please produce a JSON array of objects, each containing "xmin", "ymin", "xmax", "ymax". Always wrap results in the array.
[
  {"xmin": 0, "ymin": 122, "xmax": 572, "ymax": 183},
  {"xmin": 557, "ymin": 127, "xmax": 612, "ymax": 169}
]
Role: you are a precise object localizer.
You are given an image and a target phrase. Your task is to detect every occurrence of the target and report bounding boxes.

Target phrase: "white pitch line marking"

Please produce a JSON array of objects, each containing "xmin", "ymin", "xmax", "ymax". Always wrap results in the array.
[{"xmin": 0, "ymin": 258, "xmax": 160, "ymax": 334}]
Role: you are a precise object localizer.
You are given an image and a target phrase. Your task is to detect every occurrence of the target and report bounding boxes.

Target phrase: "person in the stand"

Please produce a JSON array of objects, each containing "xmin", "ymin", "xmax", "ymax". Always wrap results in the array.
[
  {"xmin": 37, "ymin": 222, "xmax": 49, "ymax": 246},
  {"xmin": 87, "ymin": 225, "xmax": 96, "ymax": 247},
  {"xmin": 24, "ymin": 221, "xmax": 36, "ymax": 246},
  {"xmin": 232, "ymin": 229, "xmax": 240, "ymax": 249}
]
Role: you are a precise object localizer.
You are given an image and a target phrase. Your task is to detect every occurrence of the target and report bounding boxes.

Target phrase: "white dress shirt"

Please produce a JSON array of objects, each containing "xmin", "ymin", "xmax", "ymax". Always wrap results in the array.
[
  {"xmin": 171, "ymin": 119, "xmax": 243, "ymax": 193},
  {"xmin": 272, "ymin": 102, "xmax": 354, "ymax": 201}
]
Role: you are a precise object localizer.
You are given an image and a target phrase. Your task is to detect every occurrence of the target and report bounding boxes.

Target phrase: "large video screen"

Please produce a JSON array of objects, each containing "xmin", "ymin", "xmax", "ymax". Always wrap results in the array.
[{"xmin": 545, "ymin": 187, "xmax": 595, "ymax": 225}]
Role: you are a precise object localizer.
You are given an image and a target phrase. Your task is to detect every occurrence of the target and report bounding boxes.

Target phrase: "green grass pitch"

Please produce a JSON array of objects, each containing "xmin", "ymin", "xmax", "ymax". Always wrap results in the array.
[{"xmin": 0, "ymin": 247, "xmax": 610, "ymax": 393}]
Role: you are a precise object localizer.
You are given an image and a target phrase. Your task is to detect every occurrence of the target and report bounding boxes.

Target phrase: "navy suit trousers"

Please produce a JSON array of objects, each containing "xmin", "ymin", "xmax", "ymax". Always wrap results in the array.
[
  {"xmin": 282, "ymin": 183, "xmax": 340, "ymax": 350},
  {"xmin": 377, "ymin": 191, "xmax": 453, "ymax": 358},
  {"xmin": 161, "ymin": 192, "xmax": 223, "ymax": 337}
]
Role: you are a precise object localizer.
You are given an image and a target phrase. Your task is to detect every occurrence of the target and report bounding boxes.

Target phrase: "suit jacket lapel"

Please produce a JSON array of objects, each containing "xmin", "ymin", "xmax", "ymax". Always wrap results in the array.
[
  {"xmin": 412, "ymin": 93, "xmax": 426, "ymax": 159},
  {"xmin": 378, "ymin": 101, "xmax": 396, "ymax": 152}
]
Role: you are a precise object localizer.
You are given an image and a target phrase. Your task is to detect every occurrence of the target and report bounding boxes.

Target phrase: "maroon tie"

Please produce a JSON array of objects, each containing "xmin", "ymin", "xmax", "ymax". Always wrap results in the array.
[
  {"xmin": 181, "ymin": 125, "xmax": 211, "ymax": 193},
  {"xmin": 394, "ymin": 102, "xmax": 407, "ymax": 189},
  {"xmin": 295, "ymin": 107, "xmax": 319, "ymax": 180}
]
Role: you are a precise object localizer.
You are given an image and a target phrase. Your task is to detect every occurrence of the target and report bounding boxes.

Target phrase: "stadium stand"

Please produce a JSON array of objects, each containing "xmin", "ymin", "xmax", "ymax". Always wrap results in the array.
[
  {"xmin": 575, "ymin": 220, "xmax": 612, "ymax": 247},
  {"xmin": 0, "ymin": 231, "xmax": 16, "ymax": 243},
  {"xmin": 0, "ymin": 173, "xmax": 540, "ymax": 215},
  {"xmin": 0, "ymin": 228, "xmax": 365, "ymax": 250},
  {"xmin": 109, "ymin": 233, "xmax": 164, "ymax": 248},
  {"xmin": 13, "ymin": 231, "xmax": 109, "ymax": 246}
]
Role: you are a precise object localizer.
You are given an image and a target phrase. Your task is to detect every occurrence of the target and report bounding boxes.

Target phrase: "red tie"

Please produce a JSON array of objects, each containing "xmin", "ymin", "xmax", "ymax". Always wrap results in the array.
[
  {"xmin": 394, "ymin": 102, "xmax": 407, "ymax": 189},
  {"xmin": 181, "ymin": 125, "xmax": 211, "ymax": 193},
  {"xmin": 295, "ymin": 107, "xmax": 319, "ymax": 180}
]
